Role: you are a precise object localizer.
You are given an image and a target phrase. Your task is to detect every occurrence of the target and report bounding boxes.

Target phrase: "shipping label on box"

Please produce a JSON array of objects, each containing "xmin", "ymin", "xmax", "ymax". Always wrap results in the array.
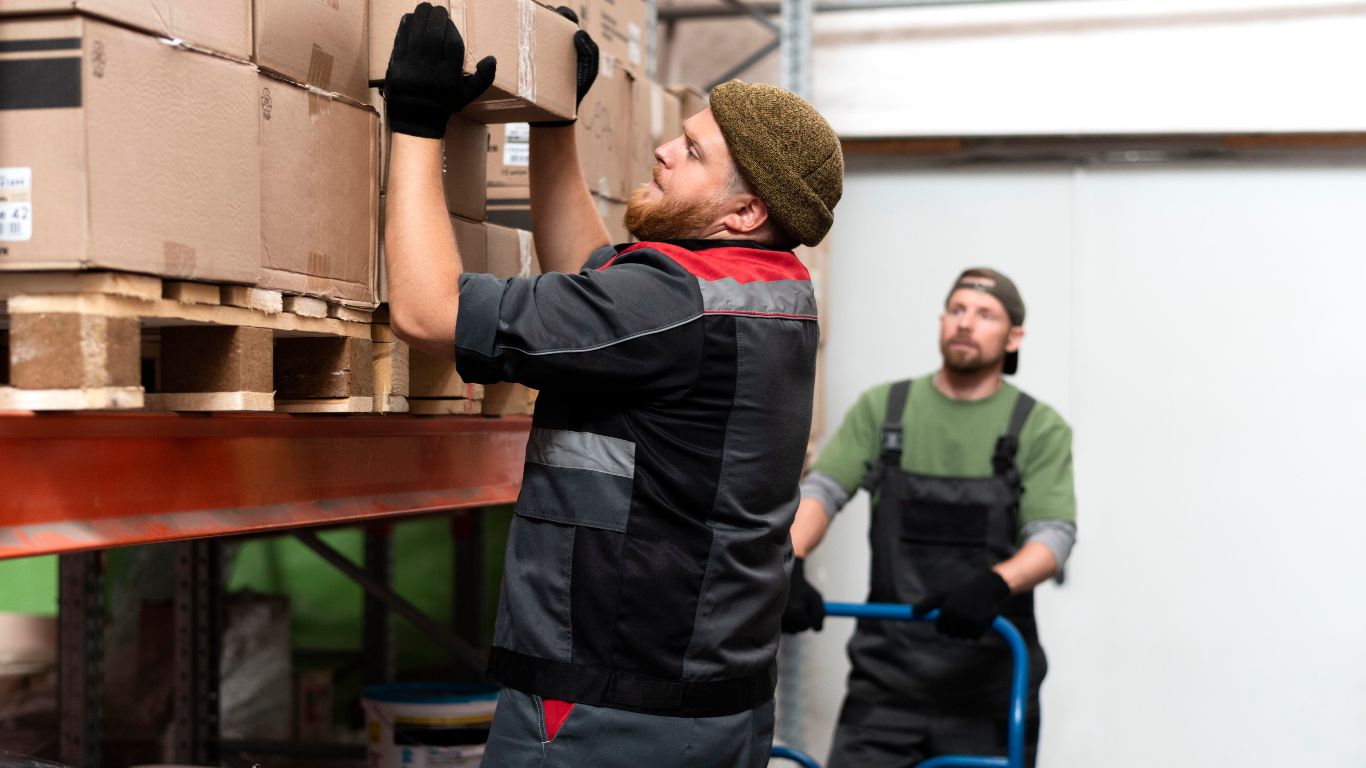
[
  {"xmin": 259, "ymin": 74, "xmax": 378, "ymax": 306},
  {"xmin": 0, "ymin": 15, "xmax": 260, "ymax": 282},
  {"xmin": 0, "ymin": 0, "xmax": 254, "ymax": 60},
  {"xmin": 0, "ymin": 167, "xmax": 33, "ymax": 242},
  {"xmin": 486, "ymin": 122, "xmax": 529, "ymax": 186}
]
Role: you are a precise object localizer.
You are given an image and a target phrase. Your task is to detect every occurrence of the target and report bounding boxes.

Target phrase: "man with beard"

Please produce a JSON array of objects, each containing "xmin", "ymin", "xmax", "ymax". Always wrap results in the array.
[
  {"xmin": 381, "ymin": 4, "xmax": 842, "ymax": 766},
  {"xmin": 783, "ymin": 268, "xmax": 1076, "ymax": 768}
]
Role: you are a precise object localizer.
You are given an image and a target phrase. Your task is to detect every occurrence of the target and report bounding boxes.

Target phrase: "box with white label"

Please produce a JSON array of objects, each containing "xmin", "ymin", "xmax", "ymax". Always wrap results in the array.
[
  {"xmin": 486, "ymin": 122, "xmax": 530, "ymax": 187},
  {"xmin": 0, "ymin": 15, "xmax": 260, "ymax": 282}
]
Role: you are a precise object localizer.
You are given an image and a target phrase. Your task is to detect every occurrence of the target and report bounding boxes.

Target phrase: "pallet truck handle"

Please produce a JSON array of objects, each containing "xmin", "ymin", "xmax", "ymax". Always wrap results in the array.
[{"xmin": 771, "ymin": 601, "xmax": 1030, "ymax": 768}]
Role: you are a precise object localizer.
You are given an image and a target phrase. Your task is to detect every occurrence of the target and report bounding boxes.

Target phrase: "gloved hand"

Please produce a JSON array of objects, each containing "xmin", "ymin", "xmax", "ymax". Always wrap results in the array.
[
  {"xmin": 530, "ymin": 6, "xmax": 599, "ymax": 127},
  {"xmin": 919, "ymin": 570, "xmax": 1011, "ymax": 640},
  {"xmin": 781, "ymin": 558, "xmax": 826, "ymax": 633},
  {"xmin": 384, "ymin": 2, "xmax": 497, "ymax": 138}
]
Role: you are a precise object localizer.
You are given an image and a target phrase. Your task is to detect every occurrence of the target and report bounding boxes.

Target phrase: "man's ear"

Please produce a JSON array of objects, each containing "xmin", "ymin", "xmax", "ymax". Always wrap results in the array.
[
  {"xmin": 719, "ymin": 193, "xmax": 770, "ymax": 237},
  {"xmin": 1006, "ymin": 325, "xmax": 1025, "ymax": 353}
]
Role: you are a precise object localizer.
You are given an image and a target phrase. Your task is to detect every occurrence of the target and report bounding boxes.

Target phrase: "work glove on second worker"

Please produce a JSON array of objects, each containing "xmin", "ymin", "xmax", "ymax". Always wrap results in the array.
[
  {"xmin": 781, "ymin": 558, "xmax": 826, "ymax": 634},
  {"xmin": 919, "ymin": 569, "xmax": 1011, "ymax": 640},
  {"xmin": 531, "ymin": 6, "xmax": 599, "ymax": 127},
  {"xmin": 385, "ymin": 2, "xmax": 497, "ymax": 138}
]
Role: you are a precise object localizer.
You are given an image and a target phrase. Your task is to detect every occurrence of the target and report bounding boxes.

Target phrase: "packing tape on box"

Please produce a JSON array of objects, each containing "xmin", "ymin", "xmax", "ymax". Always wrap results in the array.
[
  {"xmin": 308, "ymin": 44, "xmax": 336, "ymax": 93},
  {"xmin": 519, "ymin": 0, "xmax": 535, "ymax": 103},
  {"xmin": 517, "ymin": 229, "xmax": 534, "ymax": 277},
  {"xmin": 163, "ymin": 241, "xmax": 198, "ymax": 276}
]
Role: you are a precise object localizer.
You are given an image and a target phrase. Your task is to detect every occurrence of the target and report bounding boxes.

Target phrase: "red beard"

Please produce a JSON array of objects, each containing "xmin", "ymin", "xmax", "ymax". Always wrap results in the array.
[{"xmin": 623, "ymin": 183, "xmax": 722, "ymax": 242}]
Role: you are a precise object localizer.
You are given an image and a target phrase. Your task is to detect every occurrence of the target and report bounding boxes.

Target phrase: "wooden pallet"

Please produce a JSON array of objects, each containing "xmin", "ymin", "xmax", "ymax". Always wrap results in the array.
[{"xmin": 0, "ymin": 272, "xmax": 379, "ymax": 413}]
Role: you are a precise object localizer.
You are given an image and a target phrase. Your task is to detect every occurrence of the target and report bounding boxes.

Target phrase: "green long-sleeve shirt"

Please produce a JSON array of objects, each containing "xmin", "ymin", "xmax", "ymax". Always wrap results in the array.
[{"xmin": 810, "ymin": 374, "xmax": 1076, "ymax": 531}]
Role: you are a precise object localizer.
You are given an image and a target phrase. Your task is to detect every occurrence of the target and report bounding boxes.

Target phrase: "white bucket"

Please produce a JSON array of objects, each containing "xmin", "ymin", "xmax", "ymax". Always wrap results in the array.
[{"xmin": 362, "ymin": 683, "xmax": 498, "ymax": 768}]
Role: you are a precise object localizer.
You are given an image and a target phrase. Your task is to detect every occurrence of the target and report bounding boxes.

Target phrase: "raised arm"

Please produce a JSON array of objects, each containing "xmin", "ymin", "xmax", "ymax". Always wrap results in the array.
[
  {"xmin": 530, "ymin": 125, "xmax": 611, "ymax": 273},
  {"xmin": 528, "ymin": 8, "xmax": 610, "ymax": 274},
  {"xmin": 382, "ymin": 2, "xmax": 495, "ymax": 359}
]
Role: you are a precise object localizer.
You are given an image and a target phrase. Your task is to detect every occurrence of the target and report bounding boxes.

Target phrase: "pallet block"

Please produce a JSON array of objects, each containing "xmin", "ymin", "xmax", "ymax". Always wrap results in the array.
[{"xmin": 0, "ymin": 272, "xmax": 376, "ymax": 412}]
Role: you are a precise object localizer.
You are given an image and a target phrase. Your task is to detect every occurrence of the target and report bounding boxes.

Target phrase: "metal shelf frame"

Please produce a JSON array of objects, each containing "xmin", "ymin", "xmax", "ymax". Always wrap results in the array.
[
  {"xmin": 1, "ymin": 411, "xmax": 529, "ymax": 767},
  {"xmin": 0, "ymin": 412, "xmax": 530, "ymax": 559}
]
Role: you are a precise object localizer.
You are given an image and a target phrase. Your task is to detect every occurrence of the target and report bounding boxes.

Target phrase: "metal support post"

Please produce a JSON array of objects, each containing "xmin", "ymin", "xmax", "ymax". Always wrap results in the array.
[
  {"xmin": 59, "ymin": 551, "xmax": 103, "ymax": 768},
  {"xmin": 363, "ymin": 524, "xmax": 396, "ymax": 684},
  {"xmin": 780, "ymin": 0, "xmax": 814, "ymax": 98},
  {"xmin": 173, "ymin": 539, "xmax": 221, "ymax": 766},
  {"xmin": 450, "ymin": 509, "xmax": 487, "ymax": 654}
]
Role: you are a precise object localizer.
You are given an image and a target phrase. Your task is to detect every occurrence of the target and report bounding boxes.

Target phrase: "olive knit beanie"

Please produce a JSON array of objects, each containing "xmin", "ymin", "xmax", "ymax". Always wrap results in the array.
[{"xmin": 708, "ymin": 80, "xmax": 843, "ymax": 247}]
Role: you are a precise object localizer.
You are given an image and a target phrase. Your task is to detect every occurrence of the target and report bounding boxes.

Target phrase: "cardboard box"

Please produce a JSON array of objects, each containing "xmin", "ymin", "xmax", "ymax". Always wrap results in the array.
[
  {"xmin": 0, "ymin": 15, "xmax": 260, "ymax": 283},
  {"xmin": 485, "ymin": 185, "xmax": 530, "ymax": 231},
  {"xmin": 370, "ymin": 0, "xmax": 578, "ymax": 124},
  {"xmin": 259, "ymin": 74, "xmax": 379, "ymax": 307},
  {"xmin": 379, "ymin": 211, "xmax": 486, "ymax": 301},
  {"xmin": 370, "ymin": 87, "xmax": 487, "ymax": 221},
  {"xmin": 577, "ymin": 54, "xmax": 632, "ymax": 201},
  {"xmin": 486, "ymin": 122, "xmax": 529, "ymax": 187},
  {"xmin": 572, "ymin": 0, "xmax": 647, "ymax": 72},
  {"xmin": 0, "ymin": 0, "xmax": 253, "ymax": 60},
  {"xmin": 630, "ymin": 78, "xmax": 681, "ymax": 194},
  {"xmin": 485, "ymin": 222, "xmax": 537, "ymax": 279},
  {"xmin": 254, "ymin": 0, "xmax": 369, "ymax": 102},
  {"xmin": 667, "ymin": 84, "xmax": 706, "ymax": 122}
]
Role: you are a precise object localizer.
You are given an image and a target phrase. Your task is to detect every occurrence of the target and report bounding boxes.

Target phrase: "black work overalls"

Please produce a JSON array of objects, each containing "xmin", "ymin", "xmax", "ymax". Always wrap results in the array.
[{"xmin": 844, "ymin": 379, "xmax": 1047, "ymax": 719}]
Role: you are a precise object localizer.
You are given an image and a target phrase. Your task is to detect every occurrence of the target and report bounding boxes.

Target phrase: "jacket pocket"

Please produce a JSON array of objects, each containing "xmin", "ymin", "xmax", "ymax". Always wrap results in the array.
[{"xmin": 516, "ymin": 428, "xmax": 636, "ymax": 532}]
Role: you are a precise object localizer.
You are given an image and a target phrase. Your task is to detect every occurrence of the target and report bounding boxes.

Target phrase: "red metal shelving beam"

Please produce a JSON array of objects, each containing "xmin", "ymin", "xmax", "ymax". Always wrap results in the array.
[{"xmin": 0, "ymin": 412, "xmax": 531, "ymax": 559}]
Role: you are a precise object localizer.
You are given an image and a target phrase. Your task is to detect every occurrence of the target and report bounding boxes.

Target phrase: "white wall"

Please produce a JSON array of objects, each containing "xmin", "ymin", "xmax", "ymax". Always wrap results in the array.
[
  {"xmin": 789, "ymin": 155, "xmax": 1366, "ymax": 766},
  {"xmin": 813, "ymin": 0, "xmax": 1366, "ymax": 137}
]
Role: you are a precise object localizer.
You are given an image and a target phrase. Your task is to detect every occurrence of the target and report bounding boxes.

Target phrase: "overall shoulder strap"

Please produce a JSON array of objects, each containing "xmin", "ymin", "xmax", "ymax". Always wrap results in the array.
[
  {"xmin": 861, "ymin": 379, "xmax": 912, "ymax": 492},
  {"xmin": 992, "ymin": 391, "xmax": 1036, "ymax": 477}
]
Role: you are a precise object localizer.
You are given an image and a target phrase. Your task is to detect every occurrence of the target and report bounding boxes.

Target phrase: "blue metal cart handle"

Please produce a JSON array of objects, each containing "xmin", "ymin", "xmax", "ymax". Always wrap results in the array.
[{"xmin": 771, "ymin": 601, "xmax": 1029, "ymax": 768}]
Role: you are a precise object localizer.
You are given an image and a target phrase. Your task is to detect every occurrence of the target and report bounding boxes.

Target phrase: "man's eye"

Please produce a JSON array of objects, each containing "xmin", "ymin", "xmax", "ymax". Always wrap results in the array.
[{"xmin": 687, "ymin": 146, "xmax": 698, "ymax": 159}]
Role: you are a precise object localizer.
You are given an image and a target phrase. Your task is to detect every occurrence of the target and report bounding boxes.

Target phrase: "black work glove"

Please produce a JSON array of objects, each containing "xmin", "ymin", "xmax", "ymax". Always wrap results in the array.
[
  {"xmin": 919, "ymin": 570, "xmax": 1011, "ymax": 640},
  {"xmin": 530, "ymin": 6, "xmax": 599, "ymax": 127},
  {"xmin": 781, "ymin": 558, "xmax": 826, "ymax": 634},
  {"xmin": 384, "ymin": 2, "xmax": 497, "ymax": 138}
]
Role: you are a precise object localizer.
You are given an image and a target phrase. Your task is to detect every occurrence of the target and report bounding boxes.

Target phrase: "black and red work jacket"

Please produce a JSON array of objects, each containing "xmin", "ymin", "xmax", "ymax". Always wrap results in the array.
[{"xmin": 455, "ymin": 239, "xmax": 819, "ymax": 717}]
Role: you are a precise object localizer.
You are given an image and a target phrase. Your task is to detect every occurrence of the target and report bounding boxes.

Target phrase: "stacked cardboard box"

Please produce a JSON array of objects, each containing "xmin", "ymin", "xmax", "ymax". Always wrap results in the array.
[{"xmin": 1, "ymin": 0, "xmax": 578, "ymax": 311}]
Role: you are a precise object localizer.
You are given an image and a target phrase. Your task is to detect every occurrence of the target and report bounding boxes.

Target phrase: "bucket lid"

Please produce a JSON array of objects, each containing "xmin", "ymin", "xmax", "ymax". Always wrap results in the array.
[{"xmin": 362, "ymin": 681, "xmax": 499, "ymax": 705}]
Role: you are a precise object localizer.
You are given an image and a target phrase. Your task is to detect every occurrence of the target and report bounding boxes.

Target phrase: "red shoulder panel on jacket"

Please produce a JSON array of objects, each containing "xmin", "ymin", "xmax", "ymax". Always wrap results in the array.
[{"xmin": 601, "ymin": 241, "xmax": 810, "ymax": 283}]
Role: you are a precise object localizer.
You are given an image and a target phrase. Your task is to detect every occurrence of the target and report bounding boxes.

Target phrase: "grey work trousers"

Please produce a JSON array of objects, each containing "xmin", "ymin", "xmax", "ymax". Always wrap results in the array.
[{"xmin": 480, "ymin": 688, "xmax": 775, "ymax": 768}]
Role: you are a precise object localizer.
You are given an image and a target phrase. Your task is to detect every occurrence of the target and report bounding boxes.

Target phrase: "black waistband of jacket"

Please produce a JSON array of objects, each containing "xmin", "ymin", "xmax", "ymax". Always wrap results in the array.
[{"xmin": 487, "ymin": 647, "xmax": 778, "ymax": 718}]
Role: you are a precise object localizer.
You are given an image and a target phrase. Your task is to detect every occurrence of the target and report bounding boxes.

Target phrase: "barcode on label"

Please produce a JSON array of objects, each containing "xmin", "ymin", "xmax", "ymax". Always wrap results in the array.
[{"xmin": 0, "ymin": 203, "xmax": 33, "ymax": 241}]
